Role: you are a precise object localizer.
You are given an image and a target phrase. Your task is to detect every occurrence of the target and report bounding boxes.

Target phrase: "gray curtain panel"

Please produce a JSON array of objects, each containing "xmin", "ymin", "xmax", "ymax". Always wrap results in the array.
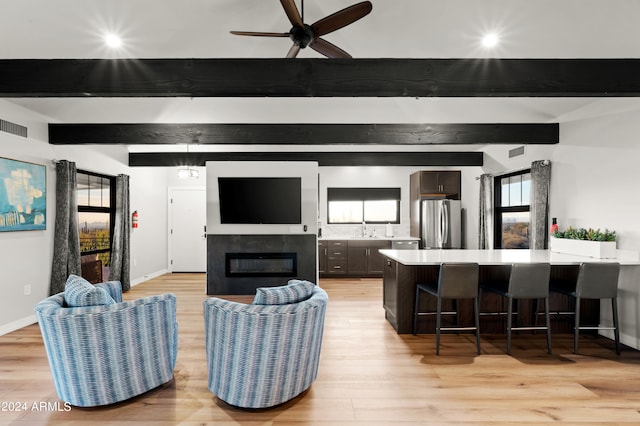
[
  {"xmin": 109, "ymin": 174, "xmax": 131, "ymax": 291},
  {"xmin": 478, "ymin": 174, "xmax": 494, "ymax": 249},
  {"xmin": 50, "ymin": 160, "xmax": 81, "ymax": 295},
  {"xmin": 530, "ymin": 160, "xmax": 551, "ymax": 250}
]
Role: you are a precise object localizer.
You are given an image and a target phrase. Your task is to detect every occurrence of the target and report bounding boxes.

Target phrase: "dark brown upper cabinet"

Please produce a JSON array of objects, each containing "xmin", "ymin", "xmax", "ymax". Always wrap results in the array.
[{"xmin": 411, "ymin": 171, "xmax": 461, "ymax": 200}]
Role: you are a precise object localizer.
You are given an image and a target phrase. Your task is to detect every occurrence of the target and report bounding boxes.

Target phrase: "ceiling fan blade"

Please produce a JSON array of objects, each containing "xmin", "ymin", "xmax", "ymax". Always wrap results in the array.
[
  {"xmin": 310, "ymin": 38, "xmax": 352, "ymax": 58},
  {"xmin": 286, "ymin": 43, "xmax": 302, "ymax": 58},
  {"xmin": 280, "ymin": 0, "xmax": 304, "ymax": 28},
  {"xmin": 230, "ymin": 31, "xmax": 289, "ymax": 37},
  {"xmin": 311, "ymin": 1, "xmax": 372, "ymax": 37}
]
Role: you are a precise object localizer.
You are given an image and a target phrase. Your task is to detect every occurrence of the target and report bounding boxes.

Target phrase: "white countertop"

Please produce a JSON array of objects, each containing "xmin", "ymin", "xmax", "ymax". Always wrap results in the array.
[
  {"xmin": 379, "ymin": 249, "xmax": 640, "ymax": 266},
  {"xmin": 320, "ymin": 236, "xmax": 420, "ymax": 241}
]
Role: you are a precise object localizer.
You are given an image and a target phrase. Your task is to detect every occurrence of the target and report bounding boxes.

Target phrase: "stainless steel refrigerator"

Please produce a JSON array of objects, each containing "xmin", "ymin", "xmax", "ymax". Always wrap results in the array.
[{"xmin": 420, "ymin": 199, "xmax": 462, "ymax": 249}]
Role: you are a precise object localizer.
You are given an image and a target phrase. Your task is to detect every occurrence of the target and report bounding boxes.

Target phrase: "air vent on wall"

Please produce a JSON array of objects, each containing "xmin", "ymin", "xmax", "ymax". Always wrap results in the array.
[
  {"xmin": 508, "ymin": 145, "xmax": 526, "ymax": 158},
  {"xmin": 0, "ymin": 118, "xmax": 28, "ymax": 138}
]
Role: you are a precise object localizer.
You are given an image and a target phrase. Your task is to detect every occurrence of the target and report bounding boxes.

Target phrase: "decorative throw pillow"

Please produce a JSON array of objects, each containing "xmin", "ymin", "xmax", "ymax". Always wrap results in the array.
[
  {"xmin": 252, "ymin": 279, "xmax": 315, "ymax": 305},
  {"xmin": 64, "ymin": 274, "xmax": 116, "ymax": 307}
]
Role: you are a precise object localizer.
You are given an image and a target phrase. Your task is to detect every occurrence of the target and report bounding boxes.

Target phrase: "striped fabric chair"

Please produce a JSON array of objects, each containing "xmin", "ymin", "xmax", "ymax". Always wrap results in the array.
[
  {"xmin": 203, "ymin": 281, "xmax": 328, "ymax": 409},
  {"xmin": 34, "ymin": 280, "xmax": 178, "ymax": 407}
]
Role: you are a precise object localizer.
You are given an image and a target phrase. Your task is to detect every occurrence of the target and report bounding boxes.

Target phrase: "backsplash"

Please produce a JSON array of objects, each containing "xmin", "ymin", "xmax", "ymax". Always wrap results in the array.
[{"xmin": 320, "ymin": 223, "xmax": 410, "ymax": 239}]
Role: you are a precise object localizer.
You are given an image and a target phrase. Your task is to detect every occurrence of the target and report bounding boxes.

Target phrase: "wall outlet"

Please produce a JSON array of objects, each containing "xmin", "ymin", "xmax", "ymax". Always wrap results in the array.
[{"xmin": 23, "ymin": 284, "xmax": 31, "ymax": 296}]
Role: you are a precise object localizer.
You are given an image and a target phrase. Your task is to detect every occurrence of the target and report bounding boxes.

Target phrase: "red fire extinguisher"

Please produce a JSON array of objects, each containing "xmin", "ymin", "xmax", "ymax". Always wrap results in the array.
[{"xmin": 132, "ymin": 210, "xmax": 139, "ymax": 228}]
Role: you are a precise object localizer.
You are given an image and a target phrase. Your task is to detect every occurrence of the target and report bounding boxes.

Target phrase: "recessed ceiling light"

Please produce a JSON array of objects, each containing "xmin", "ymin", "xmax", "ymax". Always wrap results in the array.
[
  {"xmin": 482, "ymin": 33, "xmax": 499, "ymax": 48},
  {"xmin": 104, "ymin": 33, "xmax": 122, "ymax": 48}
]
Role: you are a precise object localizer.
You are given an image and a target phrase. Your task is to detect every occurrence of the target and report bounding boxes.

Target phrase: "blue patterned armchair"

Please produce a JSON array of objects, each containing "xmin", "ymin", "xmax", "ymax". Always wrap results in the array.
[
  {"xmin": 34, "ymin": 276, "xmax": 178, "ymax": 407},
  {"xmin": 203, "ymin": 280, "xmax": 328, "ymax": 409}
]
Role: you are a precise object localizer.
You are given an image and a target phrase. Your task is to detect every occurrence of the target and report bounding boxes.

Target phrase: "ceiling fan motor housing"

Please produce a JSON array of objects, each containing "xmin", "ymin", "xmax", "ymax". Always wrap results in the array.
[{"xmin": 290, "ymin": 24, "xmax": 315, "ymax": 48}]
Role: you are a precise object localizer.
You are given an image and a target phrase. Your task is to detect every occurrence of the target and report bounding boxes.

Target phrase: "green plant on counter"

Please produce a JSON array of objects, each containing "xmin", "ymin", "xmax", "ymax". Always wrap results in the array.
[{"xmin": 553, "ymin": 226, "xmax": 616, "ymax": 242}]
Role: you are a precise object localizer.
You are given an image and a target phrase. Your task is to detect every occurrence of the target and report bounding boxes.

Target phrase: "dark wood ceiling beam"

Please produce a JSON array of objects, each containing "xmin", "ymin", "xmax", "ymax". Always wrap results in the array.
[
  {"xmin": 128, "ymin": 151, "xmax": 484, "ymax": 167},
  {"xmin": 49, "ymin": 123, "xmax": 558, "ymax": 145},
  {"xmin": 3, "ymin": 58, "xmax": 640, "ymax": 97}
]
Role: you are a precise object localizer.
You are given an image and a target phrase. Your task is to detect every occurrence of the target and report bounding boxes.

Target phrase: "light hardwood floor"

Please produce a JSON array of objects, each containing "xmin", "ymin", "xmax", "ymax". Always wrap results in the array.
[{"xmin": 1, "ymin": 274, "xmax": 640, "ymax": 425}]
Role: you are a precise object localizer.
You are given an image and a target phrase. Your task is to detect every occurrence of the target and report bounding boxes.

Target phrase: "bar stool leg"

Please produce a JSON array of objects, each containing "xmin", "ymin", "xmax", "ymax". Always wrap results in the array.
[
  {"xmin": 506, "ymin": 297, "xmax": 513, "ymax": 355},
  {"xmin": 474, "ymin": 296, "xmax": 481, "ymax": 355},
  {"xmin": 612, "ymin": 298, "xmax": 621, "ymax": 355},
  {"xmin": 574, "ymin": 296, "xmax": 581, "ymax": 354},
  {"xmin": 413, "ymin": 287, "xmax": 420, "ymax": 335},
  {"xmin": 453, "ymin": 299, "xmax": 459, "ymax": 327},
  {"xmin": 545, "ymin": 296, "xmax": 552, "ymax": 354},
  {"xmin": 435, "ymin": 295, "xmax": 442, "ymax": 355}
]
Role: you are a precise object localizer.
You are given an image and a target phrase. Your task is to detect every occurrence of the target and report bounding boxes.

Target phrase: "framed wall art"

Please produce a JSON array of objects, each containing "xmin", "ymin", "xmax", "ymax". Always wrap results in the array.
[{"xmin": 0, "ymin": 157, "xmax": 46, "ymax": 231}]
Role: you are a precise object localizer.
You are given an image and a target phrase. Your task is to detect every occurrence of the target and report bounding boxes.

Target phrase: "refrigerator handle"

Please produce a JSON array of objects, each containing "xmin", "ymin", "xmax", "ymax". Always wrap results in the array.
[
  {"xmin": 421, "ymin": 200, "xmax": 427, "ymax": 248},
  {"xmin": 438, "ymin": 203, "xmax": 444, "ymax": 247},
  {"xmin": 442, "ymin": 202, "xmax": 449, "ymax": 246}
]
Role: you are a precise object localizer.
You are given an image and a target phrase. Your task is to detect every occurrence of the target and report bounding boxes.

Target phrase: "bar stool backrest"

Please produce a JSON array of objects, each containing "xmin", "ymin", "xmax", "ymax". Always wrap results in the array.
[
  {"xmin": 438, "ymin": 263, "xmax": 480, "ymax": 299},
  {"xmin": 576, "ymin": 262, "xmax": 620, "ymax": 299},
  {"xmin": 508, "ymin": 263, "xmax": 551, "ymax": 299}
]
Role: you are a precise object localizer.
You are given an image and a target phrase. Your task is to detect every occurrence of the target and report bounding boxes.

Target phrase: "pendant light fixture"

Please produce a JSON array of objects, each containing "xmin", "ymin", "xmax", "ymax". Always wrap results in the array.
[{"xmin": 177, "ymin": 144, "xmax": 199, "ymax": 179}]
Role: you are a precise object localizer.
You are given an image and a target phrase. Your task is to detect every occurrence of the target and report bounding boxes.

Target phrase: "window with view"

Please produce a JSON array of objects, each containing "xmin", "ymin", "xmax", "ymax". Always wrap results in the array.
[
  {"xmin": 77, "ymin": 170, "xmax": 115, "ymax": 283},
  {"xmin": 494, "ymin": 170, "xmax": 531, "ymax": 249},
  {"xmin": 327, "ymin": 188, "xmax": 401, "ymax": 224}
]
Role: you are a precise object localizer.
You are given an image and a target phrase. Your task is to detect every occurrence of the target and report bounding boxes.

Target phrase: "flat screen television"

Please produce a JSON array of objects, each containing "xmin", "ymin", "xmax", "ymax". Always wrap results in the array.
[{"xmin": 218, "ymin": 177, "xmax": 302, "ymax": 224}]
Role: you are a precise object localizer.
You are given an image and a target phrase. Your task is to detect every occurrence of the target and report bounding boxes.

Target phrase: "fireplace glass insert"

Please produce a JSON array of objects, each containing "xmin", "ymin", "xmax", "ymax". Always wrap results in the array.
[{"xmin": 225, "ymin": 253, "xmax": 297, "ymax": 277}]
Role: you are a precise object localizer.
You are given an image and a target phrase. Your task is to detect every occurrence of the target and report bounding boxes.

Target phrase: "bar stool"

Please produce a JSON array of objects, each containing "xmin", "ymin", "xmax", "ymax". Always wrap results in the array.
[
  {"xmin": 413, "ymin": 263, "xmax": 480, "ymax": 355},
  {"xmin": 480, "ymin": 263, "xmax": 552, "ymax": 355},
  {"xmin": 550, "ymin": 262, "xmax": 621, "ymax": 355}
]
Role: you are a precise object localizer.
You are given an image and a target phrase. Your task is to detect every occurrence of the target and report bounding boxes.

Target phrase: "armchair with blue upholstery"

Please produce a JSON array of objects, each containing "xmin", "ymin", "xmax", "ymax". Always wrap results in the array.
[
  {"xmin": 34, "ymin": 275, "xmax": 178, "ymax": 407},
  {"xmin": 203, "ymin": 279, "xmax": 328, "ymax": 409}
]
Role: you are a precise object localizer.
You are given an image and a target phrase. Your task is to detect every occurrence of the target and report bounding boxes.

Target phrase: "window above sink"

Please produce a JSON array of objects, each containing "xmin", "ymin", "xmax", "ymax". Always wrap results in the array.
[{"xmin": 327, "ymin": 187, "xmax": 400, "ymax": 224}]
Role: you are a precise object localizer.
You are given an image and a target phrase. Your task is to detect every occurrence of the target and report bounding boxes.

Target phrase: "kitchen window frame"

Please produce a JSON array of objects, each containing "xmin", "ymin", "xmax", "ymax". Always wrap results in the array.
[
  {"xmin": 327, "ymin": 187, "xmax": 401, "ymax": 225},
  {"xmin": 493, "ymin": 169, "xmax": 531, "ymax": 249}
]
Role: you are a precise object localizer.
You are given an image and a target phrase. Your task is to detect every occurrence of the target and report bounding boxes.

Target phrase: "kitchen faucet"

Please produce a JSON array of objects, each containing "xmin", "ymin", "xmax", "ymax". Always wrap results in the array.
[{"xmin": 362, "ymin": 221, "xmax": 366, "ymax": 237}]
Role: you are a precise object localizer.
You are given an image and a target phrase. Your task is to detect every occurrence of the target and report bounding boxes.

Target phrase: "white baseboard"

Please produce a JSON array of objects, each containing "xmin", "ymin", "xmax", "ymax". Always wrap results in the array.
[
  {"xmin": 0, "ymin": 270, "xmax": 171, "ymax": 336},
  {"xmin": 0, "ymin": 315, "xmax": 37, "ymax": 336},
  {"xmin": 130, "ymin": 269, "xmax": 170, "ymax": 288}
]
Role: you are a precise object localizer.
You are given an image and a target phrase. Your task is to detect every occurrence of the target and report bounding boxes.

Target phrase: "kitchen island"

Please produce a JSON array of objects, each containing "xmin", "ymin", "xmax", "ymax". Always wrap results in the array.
[{"xmin": 380, "ymin": 249, "xmax": 640, "ymax": 349}]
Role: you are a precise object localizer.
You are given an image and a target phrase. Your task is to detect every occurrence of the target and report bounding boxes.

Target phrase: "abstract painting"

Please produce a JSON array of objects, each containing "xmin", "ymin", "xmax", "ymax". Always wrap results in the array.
[{"xmin": 0, "ymin": 157, "xmax": 46, "ymax": 231}]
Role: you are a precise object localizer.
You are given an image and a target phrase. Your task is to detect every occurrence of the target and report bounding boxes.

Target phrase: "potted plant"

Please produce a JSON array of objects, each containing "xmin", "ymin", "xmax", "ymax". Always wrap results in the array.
[{"xmin": 550, "ymin": 226, "xmax": 617, "ymax": 258}]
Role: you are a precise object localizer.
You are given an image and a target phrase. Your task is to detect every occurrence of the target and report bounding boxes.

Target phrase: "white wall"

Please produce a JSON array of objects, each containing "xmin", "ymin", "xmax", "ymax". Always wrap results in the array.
[
  {"xmin": 0, "ymin": 100, "xmax": 170, "ymax": 334},
  {"xmin": 482, "ymin": 100, "xmax": 640, "ymax": 253},
  {"xmin": 551, "ymin": 107, "xmax": 640, "ymax": 251},
  {"xmin": 0, "ymin": 101, "xmax": 56, "ymax": 334}
]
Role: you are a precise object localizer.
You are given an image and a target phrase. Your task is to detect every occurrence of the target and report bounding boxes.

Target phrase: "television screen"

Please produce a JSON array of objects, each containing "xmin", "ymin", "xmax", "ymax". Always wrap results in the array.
[{"xmin": 218, "ymin": 177, "xmax": 302, "ymax": 224}]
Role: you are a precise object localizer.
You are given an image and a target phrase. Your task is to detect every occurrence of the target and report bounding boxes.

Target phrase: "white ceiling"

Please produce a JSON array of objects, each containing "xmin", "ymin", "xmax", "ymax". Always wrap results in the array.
[
  {"xmin": 3, "ymin": 0, "xmax": 640, "ymax": 149},
  {"xmin": 3, "ymin": 0, "xmax": 640, "ymax": 59}
]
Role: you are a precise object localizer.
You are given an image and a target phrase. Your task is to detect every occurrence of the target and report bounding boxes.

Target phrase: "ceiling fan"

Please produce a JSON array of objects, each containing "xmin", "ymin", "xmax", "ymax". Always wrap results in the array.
[{"xmin": 230, "ymin": 0, "xmax": 373, "ymax": 58}]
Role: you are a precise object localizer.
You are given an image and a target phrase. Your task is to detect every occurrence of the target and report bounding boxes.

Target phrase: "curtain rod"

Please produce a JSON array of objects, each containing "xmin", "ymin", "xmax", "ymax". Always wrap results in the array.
[{"xmin": 475, "ymin": 160, "xmax": 550, "ymax": 180}]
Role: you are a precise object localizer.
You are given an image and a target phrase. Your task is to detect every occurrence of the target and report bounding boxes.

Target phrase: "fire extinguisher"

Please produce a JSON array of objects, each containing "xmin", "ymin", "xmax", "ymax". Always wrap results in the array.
[{"xmin": 132, "ymin": 210, "xmax": 139, "ymax": 228}]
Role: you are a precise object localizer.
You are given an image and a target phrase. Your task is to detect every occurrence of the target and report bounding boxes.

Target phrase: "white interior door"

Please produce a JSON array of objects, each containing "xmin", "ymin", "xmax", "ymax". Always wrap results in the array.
[{"xmin": 169, "ymin": 187, "xmax": 207, "ymax": 272}]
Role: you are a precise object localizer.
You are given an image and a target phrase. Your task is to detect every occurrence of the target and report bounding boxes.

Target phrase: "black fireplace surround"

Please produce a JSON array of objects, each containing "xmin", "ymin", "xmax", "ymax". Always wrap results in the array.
[{"xmin": 207, "ymin": 234, "xmax": 316, "ymax": 295}]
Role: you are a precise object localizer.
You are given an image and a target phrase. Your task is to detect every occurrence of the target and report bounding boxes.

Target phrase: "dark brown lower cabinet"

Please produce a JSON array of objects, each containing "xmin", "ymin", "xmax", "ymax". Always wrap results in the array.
[{"xmin": 319, "ymin": 239, "xmax": 392, "ymax": 278}]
